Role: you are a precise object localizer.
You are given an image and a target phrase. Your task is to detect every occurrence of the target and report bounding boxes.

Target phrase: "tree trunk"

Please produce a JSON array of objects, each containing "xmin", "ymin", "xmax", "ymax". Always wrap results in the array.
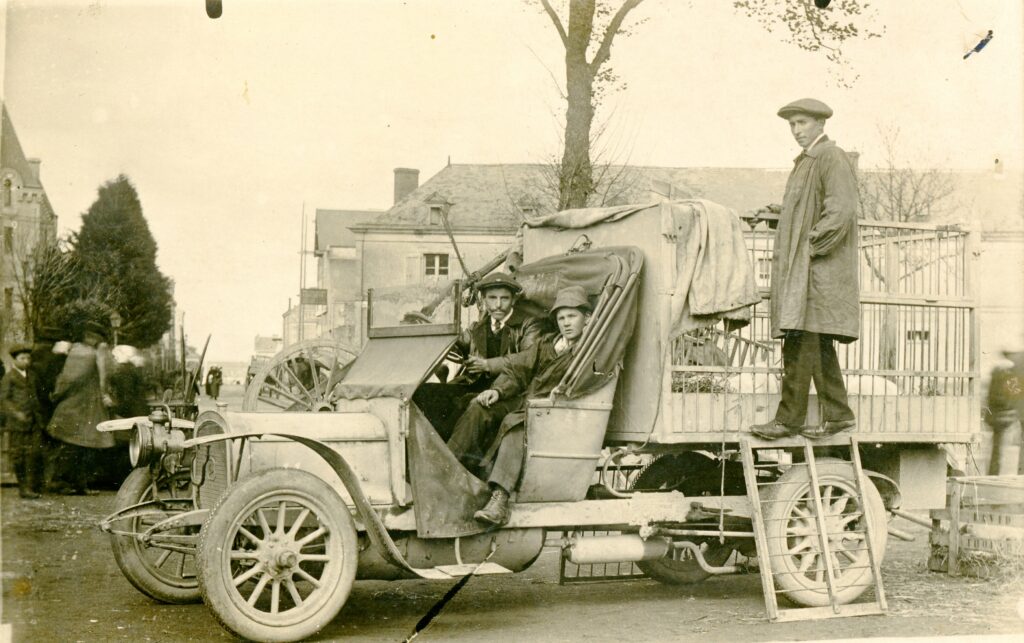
[{"xmin": 560, "ymin": 0, "xmax": 597, "ymax": 210}]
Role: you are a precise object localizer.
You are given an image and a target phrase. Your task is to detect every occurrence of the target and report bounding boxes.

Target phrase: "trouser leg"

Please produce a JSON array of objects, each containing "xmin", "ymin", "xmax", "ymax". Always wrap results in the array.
[
  {"xmin": 813, "ymin": 334, "xmax": 855, "ymax": 423},
  {"xmin": 11, "ymin": 433, "xmax": 28, "ymax": 491},
  {"xmin": 488, "ymin": 426, "xmax": 526, "ymax": 494},
  {"xmin": 414, "ymin": 383, "xmax": 480, "ymax": 441},
  {"xmin": 775, "ymin": 331, "xmax": 817, "ymax": 427},
  {"xmin": 447, "ymin": 397, "xmax": 520, "ymax": 473}
]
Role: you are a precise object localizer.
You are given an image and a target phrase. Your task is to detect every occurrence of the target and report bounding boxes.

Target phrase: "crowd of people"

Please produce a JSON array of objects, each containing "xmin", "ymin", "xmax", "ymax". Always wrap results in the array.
[{"xmin": 0, "ymin": 323, "xmax": 153, "ymax": 498}]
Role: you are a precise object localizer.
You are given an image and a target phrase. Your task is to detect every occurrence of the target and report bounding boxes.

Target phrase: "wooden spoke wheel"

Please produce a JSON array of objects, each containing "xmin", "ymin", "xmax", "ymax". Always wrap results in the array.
[
  {"xmin": 242, "ymin": 339, "xmax": 358, "ymax": 412},
  {"xmin": 109, "ymin": 467, "xmax": 201, "ymax": 604},
  {"xmin": 762, "ymin": 459, "xmax": 887, "ymax": 607},
  {"xmin": 198, "ymin": 469, "xmax": 357, "ymax": 642}
]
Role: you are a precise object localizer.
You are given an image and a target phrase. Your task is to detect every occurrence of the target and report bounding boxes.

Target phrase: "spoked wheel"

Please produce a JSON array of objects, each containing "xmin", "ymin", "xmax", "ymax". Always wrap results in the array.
[
  {"xmin": 763, "ymin": 459, "xmax": 887, "ymax": 607},
  {"xmin": 109, "ymin": 467, "xmax": 201, "ymax": 603},
  {"xmin": 242, "ymin": 339, "xmax": 358, "ymax": 412},
  {"xmin": 198, "ymin": 468, "xmax": 357, "ymax": 643},
  {"xmin": 630, "ymin": 453, "xmax": 745, "ymax": 584}
]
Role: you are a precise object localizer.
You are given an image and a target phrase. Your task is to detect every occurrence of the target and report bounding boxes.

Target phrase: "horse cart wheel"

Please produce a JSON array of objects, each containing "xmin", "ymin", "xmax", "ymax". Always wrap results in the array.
[
  {"xmin": 631, "ymin": 453, "xmax": 742, "ymax": 584},
  {"xmin": 242, "ymin": 339, "xmax": 358, "ymax": 412},
  {"xmin": 762, "ymin": 459, "xmax": 887, "ymax": 607},
  {"xmin": 198, "ymin": 468, "xmax": 357, "ymax": 643},
  {"xmin": 109, "ymin": 467, "xmax": 201, "ymax": 604}
]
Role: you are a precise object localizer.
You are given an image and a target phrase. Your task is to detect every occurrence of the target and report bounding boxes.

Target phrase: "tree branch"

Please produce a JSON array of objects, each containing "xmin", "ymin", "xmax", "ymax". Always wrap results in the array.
[
  {"xmin": 589, "ymin": 0, "xmax": 645, "ymax": 74},
  {"xmin": 539, "ymin": 0, "xmax": 569, "ymax": 48}
]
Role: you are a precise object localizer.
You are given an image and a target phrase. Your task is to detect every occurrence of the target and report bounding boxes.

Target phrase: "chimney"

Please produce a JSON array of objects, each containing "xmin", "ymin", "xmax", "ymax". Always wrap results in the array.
[
  {"xmin": 27, "ymin": 157, "xmax": 41, "ymax": 183},
  {"xmin": 393, "ymin": 168, "xmax": 419, "ymax": 205}
]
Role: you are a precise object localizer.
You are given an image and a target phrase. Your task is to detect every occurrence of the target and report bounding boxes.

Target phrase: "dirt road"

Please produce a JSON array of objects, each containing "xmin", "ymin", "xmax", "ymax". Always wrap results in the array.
[{"xmin": 2, "ymin": 385, "xmax": 1021, "ymax": 641}]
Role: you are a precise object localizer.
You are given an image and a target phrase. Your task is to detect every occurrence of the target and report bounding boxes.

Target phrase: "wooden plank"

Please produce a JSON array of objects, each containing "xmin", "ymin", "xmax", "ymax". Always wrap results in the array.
[
  {"xmin": 741, "ymin": 440, "xmax": 779, "ymax": 622},
  {"xmin": 774, "ymin": 602, "xmax": 886, "ymax": 623},
  {"xmin": 949, "ymin": 482, "xmax": 962, "ymax": 576}
]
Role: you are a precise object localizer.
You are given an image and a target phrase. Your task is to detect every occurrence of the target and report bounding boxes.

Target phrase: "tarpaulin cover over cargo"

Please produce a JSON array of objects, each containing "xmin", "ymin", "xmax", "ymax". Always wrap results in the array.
[{"xmin": 522, "ymin": 200, "xmax": 761, "ymax": 436}]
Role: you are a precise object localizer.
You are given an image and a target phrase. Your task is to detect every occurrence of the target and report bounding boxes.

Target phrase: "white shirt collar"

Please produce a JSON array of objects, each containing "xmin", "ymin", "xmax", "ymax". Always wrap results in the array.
[
  {"xmin": 554, "ymin": 336, "xmax": 571, "ymax": 354},
  {"xmin": 490, "ymin": 307, "xmax": 514, "ymax": 332},
  {"xmin": 13, "ymin": 366, "xmax": 28, "ymax": 378},
  {"xmin": 804, "ymin": 132, "xmax": 827, "ymax": 152}
]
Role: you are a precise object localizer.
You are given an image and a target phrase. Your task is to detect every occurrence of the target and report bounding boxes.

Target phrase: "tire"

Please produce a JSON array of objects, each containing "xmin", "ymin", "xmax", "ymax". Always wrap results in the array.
[
  {"xmin": 198, "ymin": 468, "xmax": 357, "ymax": 643},
  {"xmin": 762, "ymin": 459, "xmax": 888, "ymax": 607},
  {"xmin": 109, "ymin": 467, "xmax": 202, "ymax": 604},
  {"xmin": 631, "ymin": 453, "xmax": 742, "ymax": 585}
]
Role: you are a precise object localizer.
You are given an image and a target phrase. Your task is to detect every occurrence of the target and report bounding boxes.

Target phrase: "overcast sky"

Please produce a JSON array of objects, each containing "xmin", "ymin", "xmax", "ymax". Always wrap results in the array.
[{"xmin": 2, "ymin": 0, "xmax": 1021, "ymax": 361}]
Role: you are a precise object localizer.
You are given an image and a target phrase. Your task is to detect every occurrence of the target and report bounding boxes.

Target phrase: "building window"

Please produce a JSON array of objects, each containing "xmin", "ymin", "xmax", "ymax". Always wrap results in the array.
[
  {"xmin": 521, "ymin": 206, "xmax": 535, "ymax": 217},
  {"xmin": 3, "ymin": 226, "xmax": 13, "ymax": 253},
  {"xmin": 906, "ymin": 330, "xmax": 930, "ymax": 342},
  {"xmin": 428, "ymin": 206, "xmax": 443, "ymax": 225},
  {"xmin": 3, "ymin": 287, "xmax": 12, "ymax": 312},
  {"xmin": 756, "ymin": 257, "xmax": 771, "ymax": 283},
  {"xmin": 425, "ymin": 253, "xmax": 449, "ymax": 277},
  {"xmin": 2, "ymin": 179, "xmax": 11, "ymax": 207}
]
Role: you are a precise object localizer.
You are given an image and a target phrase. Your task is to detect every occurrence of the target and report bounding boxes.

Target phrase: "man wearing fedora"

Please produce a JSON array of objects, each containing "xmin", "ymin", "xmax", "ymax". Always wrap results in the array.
[
  {"xmin": 752, "ymin": 98, "xmax": 860, "ymax": 441},
  {"xmin": 448, "ymin": 285, "xmax": 592, "ymax": 526},
  {"xmin": 1, "ymin": 343, "xmax": 45, "ymax": 498},
  {"xmin": 413, "ymin": 272, "xmax": 542, "ymax": 440}
]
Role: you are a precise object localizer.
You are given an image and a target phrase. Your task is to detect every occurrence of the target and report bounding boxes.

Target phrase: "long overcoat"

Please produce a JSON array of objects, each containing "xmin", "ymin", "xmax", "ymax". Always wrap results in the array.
[
  {"xmin": 47, "ymin": 343, "xmax": 115, "ymax": 449},
  {"xmin": 770, "ymin": 136, "xmax": 860, "ymax": 342}
]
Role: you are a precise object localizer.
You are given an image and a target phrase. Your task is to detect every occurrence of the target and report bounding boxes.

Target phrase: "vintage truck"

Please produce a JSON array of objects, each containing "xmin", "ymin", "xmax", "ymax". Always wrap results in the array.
[{"xmin": 101, "ymin": 200, "xmax": 978, "ymax": 641}]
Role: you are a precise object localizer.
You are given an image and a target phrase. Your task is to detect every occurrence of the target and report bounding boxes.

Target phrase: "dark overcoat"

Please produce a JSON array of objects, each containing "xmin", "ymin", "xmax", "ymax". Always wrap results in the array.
[
  {"xmin": 47, "ymin": 343, "xmax": 115, "ymax": 449},
  {"xmin": 454, "ymin": 307, "xmax": 544, "ymax": 385},
  {"xmin": 771, "ymin": 136, "xmax": 860, "ymax": 342},
  {"xmin": 0, "ymin": 368, "xmax": 42, "ymax": 432}
]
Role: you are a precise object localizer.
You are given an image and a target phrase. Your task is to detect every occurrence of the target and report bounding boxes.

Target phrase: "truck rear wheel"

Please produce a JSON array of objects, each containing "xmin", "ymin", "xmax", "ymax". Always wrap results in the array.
[
  {"xmin": 762, "ymin": 459, "xmax": 887, "ymax": 607},
  {"xmin": 198, "ymin": 468, "xmax": 357, "ymax": 643}
]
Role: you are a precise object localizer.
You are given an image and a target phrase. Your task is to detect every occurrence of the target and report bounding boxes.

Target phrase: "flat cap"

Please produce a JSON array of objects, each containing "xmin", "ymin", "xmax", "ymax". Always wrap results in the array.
[
  {"xmin": 777, "ymin": 98, "xmax": 833, "ymax": 120},
  {"xmin": 475, "ymin": 271, "xmax": 522, "ymax": 295},
  {"xmin": 550, "ymin": 286, "xmax": 592, "ymax": 315},
  {"xmin": 8, "ymin": 342, "xmax": 33, "ymax": 358}
]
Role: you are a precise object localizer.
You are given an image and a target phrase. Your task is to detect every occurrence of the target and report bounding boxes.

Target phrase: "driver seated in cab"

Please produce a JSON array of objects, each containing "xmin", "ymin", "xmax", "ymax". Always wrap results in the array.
[
  {"xmin": 447, "ymin": 285, "xmax": 592, "ymax": 526},
  {"xmin": 413, "ymin": 272, "xmax": 542, "ymax": 440}
]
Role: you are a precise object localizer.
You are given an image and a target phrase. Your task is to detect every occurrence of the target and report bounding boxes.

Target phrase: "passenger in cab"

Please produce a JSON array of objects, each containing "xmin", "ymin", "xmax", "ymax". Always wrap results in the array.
[
  {"xmin": 413, "ymin": 272, "xmax": 542, "ymax": 440},
  {"xmin": 448, "ymin": 286, "xmax": 591, "ymax": 526}
]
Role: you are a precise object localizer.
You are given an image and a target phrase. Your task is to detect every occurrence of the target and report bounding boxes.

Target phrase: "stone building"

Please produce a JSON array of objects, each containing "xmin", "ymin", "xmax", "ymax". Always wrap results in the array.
[{"xmin": 1, "ymin": 103, "xmax": 58, "ymax": 351}]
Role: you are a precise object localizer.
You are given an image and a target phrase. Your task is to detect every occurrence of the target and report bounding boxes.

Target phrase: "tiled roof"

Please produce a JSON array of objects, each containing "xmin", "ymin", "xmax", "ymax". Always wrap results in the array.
[
  {"xmin": 349, "ymin": 162, "xmax": 1022, "ymax": 234},
  {"xmin": 315, "ymin": 208, "xmax": 384, "ymax": 251},
  {"xmin": 354, "ymin": 163, "xmax": 791, "ymax": 234}
]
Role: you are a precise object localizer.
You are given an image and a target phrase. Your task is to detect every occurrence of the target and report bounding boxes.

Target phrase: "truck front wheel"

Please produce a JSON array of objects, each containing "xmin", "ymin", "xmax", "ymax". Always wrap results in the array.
[{"xmin": 198, "ymin": 468, "xmax": 357, "ymax": 643}]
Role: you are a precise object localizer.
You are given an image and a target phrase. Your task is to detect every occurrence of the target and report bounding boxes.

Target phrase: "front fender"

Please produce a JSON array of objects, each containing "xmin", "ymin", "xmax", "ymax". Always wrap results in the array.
[{"xmin": 185, "ymin": 429, "xmax": 451, "ymax": 580}]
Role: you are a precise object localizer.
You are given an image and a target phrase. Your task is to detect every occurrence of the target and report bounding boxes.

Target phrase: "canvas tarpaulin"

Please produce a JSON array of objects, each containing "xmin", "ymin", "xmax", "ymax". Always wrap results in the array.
[
  {"xmin": 512, "ymin": 246, "xmax": 643, "ymax": 399},
  {"xmin": 332, "ymin": 335, "xmax": 456, "ymax": 400},
  {"xmin": 526, "ymin": 199, "xmax": 760, "ymax": 335}
]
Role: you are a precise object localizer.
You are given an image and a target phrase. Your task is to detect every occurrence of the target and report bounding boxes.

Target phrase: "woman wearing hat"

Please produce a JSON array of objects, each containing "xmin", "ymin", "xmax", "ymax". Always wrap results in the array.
[
  {"xmin": 46, "ymin": 321, "xmax": 116, "ymax": 494},
  {"xmin": 447, "ymin": 285, "xmax": 593, "ymax": 526}
]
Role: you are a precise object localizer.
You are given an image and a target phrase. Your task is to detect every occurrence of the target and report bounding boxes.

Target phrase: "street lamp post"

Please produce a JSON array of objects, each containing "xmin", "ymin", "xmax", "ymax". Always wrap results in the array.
[{"xmin": 110, "ymin": 311, "xmax": 122, "ymax": 345}]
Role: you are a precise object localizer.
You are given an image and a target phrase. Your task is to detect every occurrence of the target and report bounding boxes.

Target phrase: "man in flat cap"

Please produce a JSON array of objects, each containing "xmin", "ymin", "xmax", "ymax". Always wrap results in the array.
[
  {"xmin": 752, "ymin": 98, "xmax": 860, "ymax": 440},
  {"xmin": 449, "ymin": 285, "xmax": 592, "ymax": 526},
  {"xmin": 413, "ymin": 271, "xmax": 542, "ymax": 439},
  {"xmin": 1, "ymin": 343, "xmax": 45, "ymax": 498}
]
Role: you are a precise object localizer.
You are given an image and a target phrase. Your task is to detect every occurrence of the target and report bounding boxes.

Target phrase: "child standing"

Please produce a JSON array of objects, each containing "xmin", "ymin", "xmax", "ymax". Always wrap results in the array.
[{"xmin": 1, "ymin": 343, "xmax": 44, "ymax": 498}]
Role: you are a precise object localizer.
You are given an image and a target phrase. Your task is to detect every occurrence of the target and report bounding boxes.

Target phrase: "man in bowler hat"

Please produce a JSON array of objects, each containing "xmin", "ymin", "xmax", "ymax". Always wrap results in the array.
[{"xmin": 752, "ymin": 98, "xmax": 860, "ymax": 440}]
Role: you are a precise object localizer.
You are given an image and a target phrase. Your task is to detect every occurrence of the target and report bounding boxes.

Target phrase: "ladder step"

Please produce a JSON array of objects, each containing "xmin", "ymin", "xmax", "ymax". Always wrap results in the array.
[{"xmin": 741, "ymin": 436, "xmax": 887, "ymax": 622}]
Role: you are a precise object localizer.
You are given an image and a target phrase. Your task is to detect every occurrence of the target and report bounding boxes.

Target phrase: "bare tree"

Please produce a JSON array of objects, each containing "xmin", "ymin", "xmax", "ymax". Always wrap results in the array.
[
  {"xmin": 859, "ymin": 126, "xmax": 957, "ymax": 223},
  {"xmin": 536, "ymin": 0, "xmax": 883, "ymax": 210},
  {"xmin": 4, "ymin": 226, "xmax": 81, "ymax": 342}
]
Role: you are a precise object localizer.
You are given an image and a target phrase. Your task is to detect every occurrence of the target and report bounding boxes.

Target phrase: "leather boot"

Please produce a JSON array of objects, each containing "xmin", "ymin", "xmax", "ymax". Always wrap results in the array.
[{"xmin": 474, "ymin": 487, "xmax": 511, "ymax": 526}]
